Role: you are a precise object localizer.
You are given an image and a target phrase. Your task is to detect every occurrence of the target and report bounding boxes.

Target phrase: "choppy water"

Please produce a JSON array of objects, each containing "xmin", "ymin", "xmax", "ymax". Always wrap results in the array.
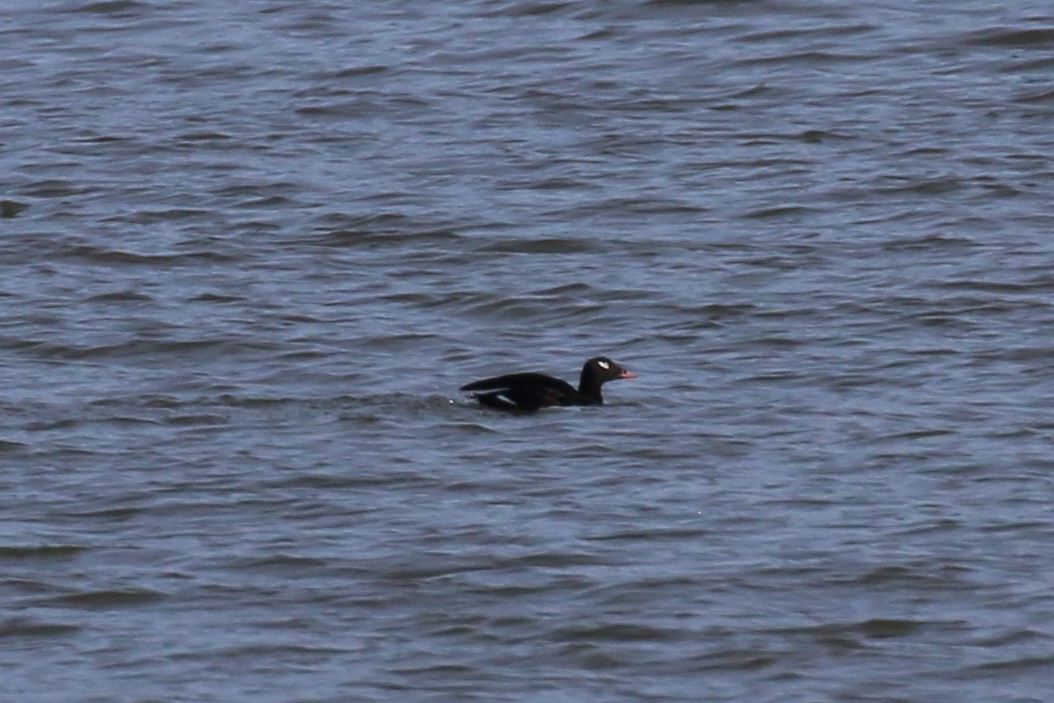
[{"xmin": 3, "ymin": 1, "xmax": 1054, "ymax": 701}]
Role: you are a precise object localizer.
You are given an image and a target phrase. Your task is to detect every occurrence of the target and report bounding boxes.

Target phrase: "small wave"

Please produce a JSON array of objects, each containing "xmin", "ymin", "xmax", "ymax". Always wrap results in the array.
[
  {"xmin": 881, "ymin": 233, "xmax": 979, "ymax": 251},
  {"xmin": 550, "ymin": 621, "xmax": 687, "ymax": 643},
  {"xmin": 43, "ymin": 588, "xmax": 166, "ymax": 609},
  {"xmin": 84, "ymin": 289, "xmax": 154, "ymax": 303},
  {"xmin": 478, "ymin": 236, "xmax": 603, "ymax": 254},
  {"xmin": 228, "ymin": 554, "xmax": 329, "ymax": 573},
  {"xmin": 0, "ymin": 200, "xmax": 28, "ymax": 218},
  {"xmin": 163, "ymin": 413, "xmax": 229, "ymax": 426},
  {"xmin": 741, "ymin": 204, "xmax": 819, "ymax": 220},
  {"xmin": 954, "ymin": 653, "xmax": 1054, "ymax": 676},
  {"xmin": 0, "ymin": 545, "xmax": 87, "ymax": 560},
  {"xmin": 313, "ymin": 218, "xmax": 465, "ymax": 249},
  {"xmin": 961, "ymin": 26, "xmax": 1054, "ymax": 48},
  {"xmin": 0, "ymin": 618, "xmax": 80, "ymax": 639},
  {"xmin": 60, "ymin": 243, "xmax": 235, "ymax": 266},
  {"xmin": 56, "ymin": 0, "xmax": 151, "ymax": 15},
  {"xmin": 1013, "ymin": 87, "xmax": 1054, "ymax": 105},
  {"xmin": 18, "ymin": 337, "xmax": 246, "ymax": 362},
  {"xmin": 0, "ymin": 439, "xmax": 28, "ymax": 453}
]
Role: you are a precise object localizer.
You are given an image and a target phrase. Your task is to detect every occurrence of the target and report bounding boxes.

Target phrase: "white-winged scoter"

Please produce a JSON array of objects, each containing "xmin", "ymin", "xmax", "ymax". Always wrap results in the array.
[{"xmin": 460, "ymin": 356, "xmax": 636, "ymax": 411}]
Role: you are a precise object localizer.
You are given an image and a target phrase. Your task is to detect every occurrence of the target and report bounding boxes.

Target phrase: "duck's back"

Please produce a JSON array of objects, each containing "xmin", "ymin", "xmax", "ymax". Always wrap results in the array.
[{"xmin": 460, "ymin": 372, "xmax": 581, "ymax": 411}]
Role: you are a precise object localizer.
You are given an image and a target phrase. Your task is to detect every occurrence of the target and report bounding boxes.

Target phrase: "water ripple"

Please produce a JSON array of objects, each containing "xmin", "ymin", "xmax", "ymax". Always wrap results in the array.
[{"xmin": 2, "ymin": 1, "xmax": 1053, "ymax": 701}]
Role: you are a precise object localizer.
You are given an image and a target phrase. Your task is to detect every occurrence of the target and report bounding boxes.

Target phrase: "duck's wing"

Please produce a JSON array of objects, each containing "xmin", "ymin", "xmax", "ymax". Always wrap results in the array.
[{"xmin": 461, "ymin": 372, "xmax": 577, "ymax": 411}]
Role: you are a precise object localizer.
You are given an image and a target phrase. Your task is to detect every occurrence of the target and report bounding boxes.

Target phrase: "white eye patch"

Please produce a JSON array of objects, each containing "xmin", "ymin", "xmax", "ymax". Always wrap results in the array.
[{"xmin": 597, "ymin": 360, "xmax": 610, "ymax": 369}]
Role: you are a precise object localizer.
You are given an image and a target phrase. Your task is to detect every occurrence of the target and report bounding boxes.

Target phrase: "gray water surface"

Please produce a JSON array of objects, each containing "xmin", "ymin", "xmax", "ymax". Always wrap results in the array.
[{"xmin": 2, "ymin": 1, "xmax": 1054, "ymax": 701}]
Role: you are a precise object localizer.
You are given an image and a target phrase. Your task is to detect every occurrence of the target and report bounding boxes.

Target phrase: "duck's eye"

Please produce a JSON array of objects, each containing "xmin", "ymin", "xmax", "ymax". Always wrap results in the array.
[{"xmin": 597, "ymin": 360, "xmax": 610, "ymax": 369}]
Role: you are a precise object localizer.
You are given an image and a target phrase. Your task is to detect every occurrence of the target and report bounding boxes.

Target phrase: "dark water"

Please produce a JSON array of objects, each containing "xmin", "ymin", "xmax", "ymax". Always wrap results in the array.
[{"xmin": 3, "ymin": 1, "xmax": 1054, "ymax": 701}]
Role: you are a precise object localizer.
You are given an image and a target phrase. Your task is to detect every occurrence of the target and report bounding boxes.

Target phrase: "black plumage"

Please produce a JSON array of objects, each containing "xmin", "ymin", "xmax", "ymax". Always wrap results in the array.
[{"xmin": 461, "ymin": 356, "xmax": 635, "ymax": 412}]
